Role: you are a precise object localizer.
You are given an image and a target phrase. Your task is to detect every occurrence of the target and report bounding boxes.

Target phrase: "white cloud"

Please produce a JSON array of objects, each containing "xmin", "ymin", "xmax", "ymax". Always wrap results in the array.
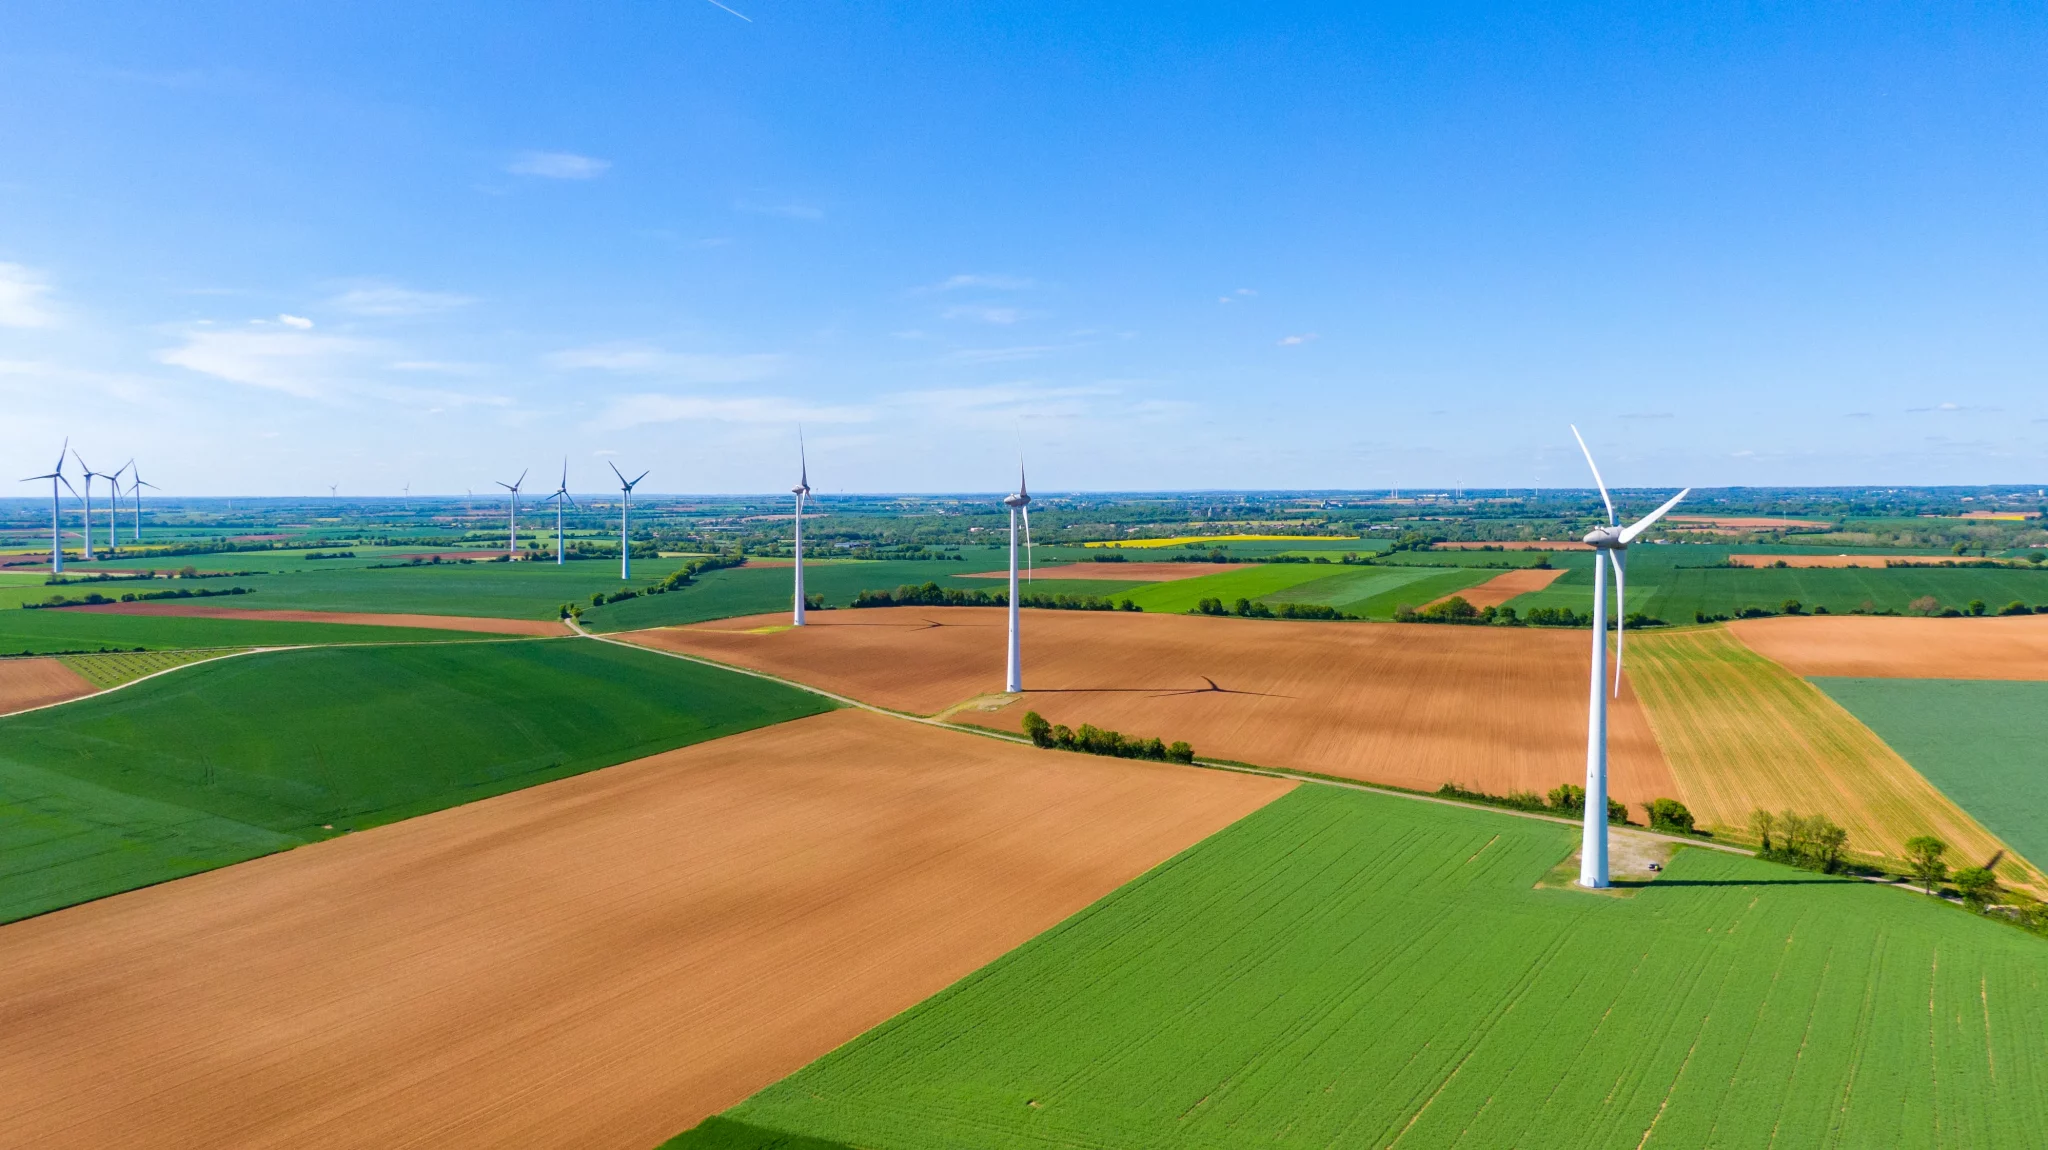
[
  {"xmin": 944, "ymin": 305, "xmax": 1024, "ymax": 324},
  {"xmin": 278, "ymin": 313, "xmax": 313, "ymax": 329},
  {"xmin": 0, "ymin": 264, "xmax": 56, "ymax": 328},
  {"xmin": 735, "ymin": 199, "xmax": 824, "ymax": 221},
  {"xmin": 1277, "ymin": 332, "xmax": 1318, "ymax": 346},
  {"xmin": 545, "ymin": 344, "xmax": 786, "ymax": 383},
  {"xmin": 389, "ymin": 360, "xmax": 483, "ymax": 374},
  {"xmin": 329, "ymin": 285, "xmax": 473, "ymax": 316},
  {"xmin": 156, "ymin": 324, "xmax": 370, "ymax": 399},
  {"xmin": 931, "ymin": 273, "xmax": 1035, "ymax": 292},
  {"xmin": 507, "ymin": 151, "xmax": 611, "ymax": 179},
  {"xmin": 587, "ymin": 393, "xmax": 870, "ymax": 432}
]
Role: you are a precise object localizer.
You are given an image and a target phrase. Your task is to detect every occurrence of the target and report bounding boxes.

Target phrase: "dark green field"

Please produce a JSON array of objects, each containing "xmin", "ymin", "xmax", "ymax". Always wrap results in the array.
[
  {"xmin": 1814, "ymin": 677, "xmax": 2048, "ymax": 870},
  {"xmin": 1506, "ymin": 551, "xmax": 2048, "ymax": 622},
  {"xmin": 673, "ymin": 784, "xmax": 2048, "ymax": 1149},
  {"xmin": 0, "ymin": 609, "xmax": 518, "ymax": 653},
  {"xmin": 583, "ymin": 560, "xmax": 992, "ymax": 631},
  {"xmin": 0, "ymin": 638, "xmax": 830, "ymax": 923}
]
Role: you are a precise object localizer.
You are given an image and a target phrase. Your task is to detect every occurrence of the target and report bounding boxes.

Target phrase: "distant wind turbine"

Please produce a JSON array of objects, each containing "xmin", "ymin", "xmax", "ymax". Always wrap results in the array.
[
  {"xmin": 1003, "ymin": 463, "xmax": 1032, "ymax": 692},
  {"xmin": 72, "ymin": 451, "xmax": 100, "ymax": 561},
  {"xmin": 608, "ymin": 462, "xmax": 647, "ymax": 579},
  {"xmin": 496, "ymin": 471, "xmax": 527, "ymax": 557},
  {"xmin": 129, "ymin": 464, "xmax": 158, "ymax": 542},
  {"xmin": 107, "ymin": 460, "xmax": 132, "ymax": 550},
  {"xmin": 546, "ymin": 461, "xmax": 574, "ymax": 565},
  {"xmin": 791, "ymin": 434, "xmax": 810, "ymax": 625},
  {"xmin": 1569, "ymin": 425, "xmax": 1689, "ymax": 889},
  {"xmin": 21, "ymin": 439, "xmax": 77, "ymax": 573}
]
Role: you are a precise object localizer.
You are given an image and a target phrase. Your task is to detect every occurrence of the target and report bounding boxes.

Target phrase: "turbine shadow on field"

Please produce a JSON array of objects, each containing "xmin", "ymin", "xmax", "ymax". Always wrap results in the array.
[{"xmin": 1029, "ymin": 676, "xmax": 1295, "ymax": 700}]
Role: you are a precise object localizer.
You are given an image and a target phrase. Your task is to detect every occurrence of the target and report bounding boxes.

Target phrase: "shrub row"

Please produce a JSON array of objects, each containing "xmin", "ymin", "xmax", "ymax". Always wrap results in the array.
[
  {"xmin": 29, "ymin": 586, "xmax": 255, "ymax": 610},
  {"xmin": 1191, "ymin": 597, "xmax": 1351, "ymax": 620},
  {"xmin": 1435, "ymin": 781, "xmax": 1633, "ymax": 824},
  {"xmin": 1749, "ymin": 809, "xmax": 1849, "ymax": 873},
  {"xmin": 1022, "ymin": 711, "xmax": 1194, "ymax": 763}
]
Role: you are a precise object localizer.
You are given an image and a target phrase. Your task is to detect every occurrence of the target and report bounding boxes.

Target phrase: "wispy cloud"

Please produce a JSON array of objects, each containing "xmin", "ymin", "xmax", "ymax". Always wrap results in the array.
[
  {"xmin": 329, "ymin": 284, "xmax": 474, "ymax": 316},
  {"xmin": 1218, "ymin": 287, "xmax": 1256, "ymax": 304},
  {"xmin": 930, "ymin": 273, "xmax": 1035, "ymax": 292},
  {"xmin": 278, "ymin": 314, "xmax": 313, "ymax": 329},
  {"xmin": 588, "ymin": 393, "xmax": 869, "ymax": 432},
  {"xmin": 735, "ymin": 199, "xmax": 824, "ymax": 221},
  {"xmin": 944, "ymin": 305, "xmax": 1024, "ymax": 324},
  {"xmin": 1277, "ymin": 332, "xmax": 1318, "ymax": 346},
  {"xmin": 546, "ymin": 343, "xmax": 786, "ymax": 383},
  {"xmin": 0, "ymin": 263, "xmax": 56, "ymax": 328},
  {"xmin": 946, "ymin": 345, "xmax": 1063, "ymax": 364},
  {"xmin": 507, "ymin": 151, "xmax": 611, "ymax": 179},
  {"xmin": 156, "ymin": 322, "xmax": 371, "ymax": 399}
]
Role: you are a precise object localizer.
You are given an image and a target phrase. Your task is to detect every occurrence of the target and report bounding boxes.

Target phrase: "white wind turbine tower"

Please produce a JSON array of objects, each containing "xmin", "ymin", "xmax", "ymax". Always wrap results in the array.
[
  {"xmin": 791, "ymin": 436, "xmax": 811, "ymax": 626},
  {"xmin": 1003, "ymin": 464, "xmax": 1031, "ymax": 693},
  {"xmin": 1570, "ymin": 425, "xmax": 1688, "ymax": 888},
  {"xmin": 129, "ymin": 464, "xmax": 158, "ymax": 542},
  {"xmin": 608, "ymin": 462, "xmax": 647, "ymax": 580},
  {"xmin": 496, "ymin": 470, "xmax": 527, "ymax": 557},
  {"xmin": 72, "ymin": 451, "xmax": 100, "ymax": 561},
  {"xmin": 546, "ymin": 461, "xmax": 574, "ymax": 564},
  {"xmin": 22, "ymin": 440, "xmax": 77, "ymax": 573},
  {"xmin": 107, "ymin": 461, "xmax": 131, "ymax": 549}
]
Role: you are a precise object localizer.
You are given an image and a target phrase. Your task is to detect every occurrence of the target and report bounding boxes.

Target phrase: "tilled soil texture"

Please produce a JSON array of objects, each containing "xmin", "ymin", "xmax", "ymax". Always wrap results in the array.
[
  {"xmin": 1729, "ymin": 613, "xmax": 2048, "ymax": 680},
  {"xmin": 0, "ymin": 708, "xmax": 1289, "ymax": 1150},
  {"xmin": 0, "ymin": 657, "xmax": 97, "ymax": 715},
  {"xmin": 961, "ymin": 561, "xmax": 1254, "ymax": 581},
  {"xmin": 59, "ymin": 602, "xmax": 568, "ymax": 636},
  {"xmin": 629, "ymin": 608, "xmax": 1677, "ymax": 806},
  {"xmin": 1426, "ymin": 567, "xmax": 1565, "ymax": 609},
  {"xmin": 1727, "ymin": 554, "xmax": 1977, "ymax": 569}
]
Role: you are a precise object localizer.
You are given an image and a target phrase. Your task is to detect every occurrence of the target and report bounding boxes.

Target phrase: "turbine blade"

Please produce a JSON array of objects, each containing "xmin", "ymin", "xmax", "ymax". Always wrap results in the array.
[
  {"xmin": 20, "ymin": 473, "xmax": 57, "ymax": 482},
  {"xmin": 54, "ymin": 438, "xmax": 68, "ymax": 473},
  {"xmin": 59, "ymin": 476, "xmax": 77, "ymax": 497},
  {"xmin": 1569, "ymin": 424, "xmax": 1615, "ymax": 527},
  {"xmin": 608, "ymin": 460, "xmax": 626, "ymax": 485},
  {"xmin": 631, "ymin": 470, "xmax": 649, "ymax": 487},
  {"xmin": 798, "ymin": 426, "xmax": 808, "ymax": 489},
  {"xmin": 515, "ymin": 468, "xmax": 527, "ymax": 490},
  {"xmin": 1612, "ymin": 549, "xmax": 1627, "ymax": 698},
  {"xmin": 1618, "ymin": 487, "xmax": 1692, "ymax": 545},
  {"xmin": 1022, "ymin": 504, "xmax": 1033, "ymax": 582}
]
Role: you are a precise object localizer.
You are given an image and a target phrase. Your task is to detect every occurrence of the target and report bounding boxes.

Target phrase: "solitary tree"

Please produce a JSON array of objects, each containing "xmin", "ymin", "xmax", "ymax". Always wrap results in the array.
[
  {"xmin": 1953, "ymin": 866, "xmax": 2001, "ymax": 910},
  {"xmin": 1905, "ymin": 835, "xmax": 1950, "ymax": 894},
  {"xmin": 1749, "ymin": 809, "xmax": 1777, "ymax": 853}
]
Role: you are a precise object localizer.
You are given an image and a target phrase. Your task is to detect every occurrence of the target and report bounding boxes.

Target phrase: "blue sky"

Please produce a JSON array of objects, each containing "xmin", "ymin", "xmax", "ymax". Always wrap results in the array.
[{"xmin": 3, "ymin": 1, "xmax": 2047, "ymax": 495}]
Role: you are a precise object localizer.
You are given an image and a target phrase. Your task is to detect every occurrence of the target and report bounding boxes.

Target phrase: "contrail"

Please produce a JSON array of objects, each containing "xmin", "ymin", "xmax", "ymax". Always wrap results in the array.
[{"xmin": 704, "ymin": 0, "xmax": 752, "ymax": 20}]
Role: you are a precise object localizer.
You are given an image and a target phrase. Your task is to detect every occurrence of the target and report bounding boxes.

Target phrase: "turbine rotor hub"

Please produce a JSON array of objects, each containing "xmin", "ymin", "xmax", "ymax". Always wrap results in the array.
[
  {"xmin": 1582, "ymin": 526, "xmax": 1625, "ymax": 549},
  {"xmin": 1003, "ymin": 492, "xmax": 1029, "ymax": 508}
]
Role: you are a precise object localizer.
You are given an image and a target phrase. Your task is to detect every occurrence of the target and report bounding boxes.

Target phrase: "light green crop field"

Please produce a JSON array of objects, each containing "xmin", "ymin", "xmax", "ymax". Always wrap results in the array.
[
  {"xmin": 583, "ymin": 561, "xmax": 998, "ymax": 631},
  {"xmin": 55, "ymin": 648, "xmax": 242, "ymax": 688},
  {"xmin": 1248, "ymin": 565, "xmax": 1498, "ymax": 618},
  {"xmin": 673, "ymin": 784, "xmax": 2048, "ymax": 1150},
  {"xmin": 1814, "ymin": 678, "xmax": 2048, "ymax": 872},
  {"xmin": 1119, "ymin": 564, "xmax": 1359, "ymax": 613},
  {"xmin": 0, "ymin": 609, "xmax": 516, "ymax": 653},
  {"xmin": 0, "ymin": 638, "xmax": 831, "ymax": 923}
]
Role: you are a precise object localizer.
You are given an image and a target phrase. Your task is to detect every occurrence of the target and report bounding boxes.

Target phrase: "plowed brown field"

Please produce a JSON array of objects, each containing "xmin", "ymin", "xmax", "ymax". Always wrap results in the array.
[
  {"xmin": 1729, "ymin": 613, "xmax": 2048, "ymax": 680},
  {"xmin": 62, "ymin": 602, "xmax": 566, "ymax": 636},
  {"xmin": 962, "ymin": 561, "xmax": 1251, "ymax": 581},
  {"xmin": 0, "ymin": 709, "xmax": 1287, "ymax": 1150},
  {"xmin": 1426, "ymin": 567, "xmax": 1565, "ymax": 609},
  {"xmin": 0, "ymin": 657, "xmax": 96, "ymax": 715},
  {"xmin": 628, "ymin": 609, "xmax": 1676, "ymax": 805}
]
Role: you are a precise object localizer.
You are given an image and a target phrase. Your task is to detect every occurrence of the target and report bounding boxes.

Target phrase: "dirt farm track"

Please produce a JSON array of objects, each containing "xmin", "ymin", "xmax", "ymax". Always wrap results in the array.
[
  {"xmin": 633, "ymin": 608, "xmax": 1678, "ymax": 807},
  {"xmin": 0, "ymin": 709, "xmax": 1287, "ymax": 1150}
]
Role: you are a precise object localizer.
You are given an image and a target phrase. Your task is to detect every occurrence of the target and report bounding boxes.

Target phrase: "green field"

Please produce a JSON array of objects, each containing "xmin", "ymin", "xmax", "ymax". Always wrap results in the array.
[
  {"xmin": 0, "ymin": 638, "xmax": 831, "ymax": 923},
  {"xmin": 1118, "ymin": 564, "xmax": 1366, "ymax": 613},
  {"xmin": 675, "ymin": 784, "xmax": 2048, "ymax": 1149},
  {"xmin": 584, "ymin": 561, "xmax": 992, "ymax": 631},
  {"xmin": 1501, "ymin": 554, "xmax": 2048, "ymax": 623},
  {"xmin": 1814, "ymin": 678, "xmax": 2048, "ymax": 870},
  {"xmin": 0, "ymin": 609, "xmax": 516, "ymax": 654}
]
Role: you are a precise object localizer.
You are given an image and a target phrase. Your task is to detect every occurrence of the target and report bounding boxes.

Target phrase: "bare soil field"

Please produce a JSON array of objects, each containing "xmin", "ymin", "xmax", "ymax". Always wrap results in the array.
[
  {"xmin": 0, "ymin": 708, "xmax": 1287, "ymax": 1150},
  {"xmin": 1629, "ymin": 627, "xmax": 2037, "ymax": 889},
  {"xmin": 628, "ymin": 608, "xmax": 1676, "ymax": 805},
  {"xmin": 1427, "ymin": 566, "xmax": 1565, "ymax": 608},
  {"xmin": 962, "ymin": 561, "xmax": 1252, "ymax": 581},
  {"xmin": 1727, "ymin": 553, "xmax": 1972, "ymax": 569},
  {"xmin": 60, "ymin": 602, "xmax": 568, "ymax": 636},
  {"xmin": 1728, "ymin": 613, "xmax": 2048, "ymax": 680},
  {"xmin": 1433, "ymin": 541, "xmax": 1589, "ymax": 551},
  {"xmin": 0, "ymin": 657, "xmax": 97, "ymax": 714}
]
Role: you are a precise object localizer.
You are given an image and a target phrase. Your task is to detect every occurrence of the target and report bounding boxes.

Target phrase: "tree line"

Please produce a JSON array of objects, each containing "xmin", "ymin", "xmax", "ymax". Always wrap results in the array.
[{"xmin": 1022, "ymin": 711, "xmax": 1194, "ymax": 763}]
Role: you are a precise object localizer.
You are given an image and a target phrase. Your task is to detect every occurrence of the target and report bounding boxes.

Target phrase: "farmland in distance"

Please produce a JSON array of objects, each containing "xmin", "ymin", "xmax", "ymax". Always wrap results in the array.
[{"xmin": 673, "ymin": 784, "xmax": 2048, "ymax": 1149}]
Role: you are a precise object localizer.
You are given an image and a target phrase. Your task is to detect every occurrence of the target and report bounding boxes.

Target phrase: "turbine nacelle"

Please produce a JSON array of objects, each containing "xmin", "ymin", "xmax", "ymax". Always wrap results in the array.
[{"xmin": 1582, "ymin": 526, "xmax": 1625, "ymax": 548}]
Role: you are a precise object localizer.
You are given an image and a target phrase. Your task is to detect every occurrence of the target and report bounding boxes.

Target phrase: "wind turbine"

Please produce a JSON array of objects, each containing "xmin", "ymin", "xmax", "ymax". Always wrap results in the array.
[
  {"xmin": 107, "ymin": 460, "xmax": 132, "ymax": 550},
  {"xmin": 1570, "ymin": 425, "xmax": 1689, "ymax": 889},
  {"xmin": 496, "ymin": 470, "xmax": 527, "ymax": 557},
  {"xmin": 72, "ymin": 450, "xmax": 99, "ymax": 561},
  {"xmin": 22, "ymin": 440, "xmax": 77, "ymax": 573},
  {"xmin": 1003, "ymin": 464, "xmax": 1031, "ymax": 693},
  {"xmin": 608, "ymin": 462, "xmax": 647, "ymax": 579},
  {"xmin": 546, "ymin": 460, "xmax": 574, "ymax": 564},
  {"xmin": 791, "ymin": 435, "xmax": 810, "ymax": 625},
  {"xmin": 129, "ymin": 464, "xmax": 158, "ymax": 542}
]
